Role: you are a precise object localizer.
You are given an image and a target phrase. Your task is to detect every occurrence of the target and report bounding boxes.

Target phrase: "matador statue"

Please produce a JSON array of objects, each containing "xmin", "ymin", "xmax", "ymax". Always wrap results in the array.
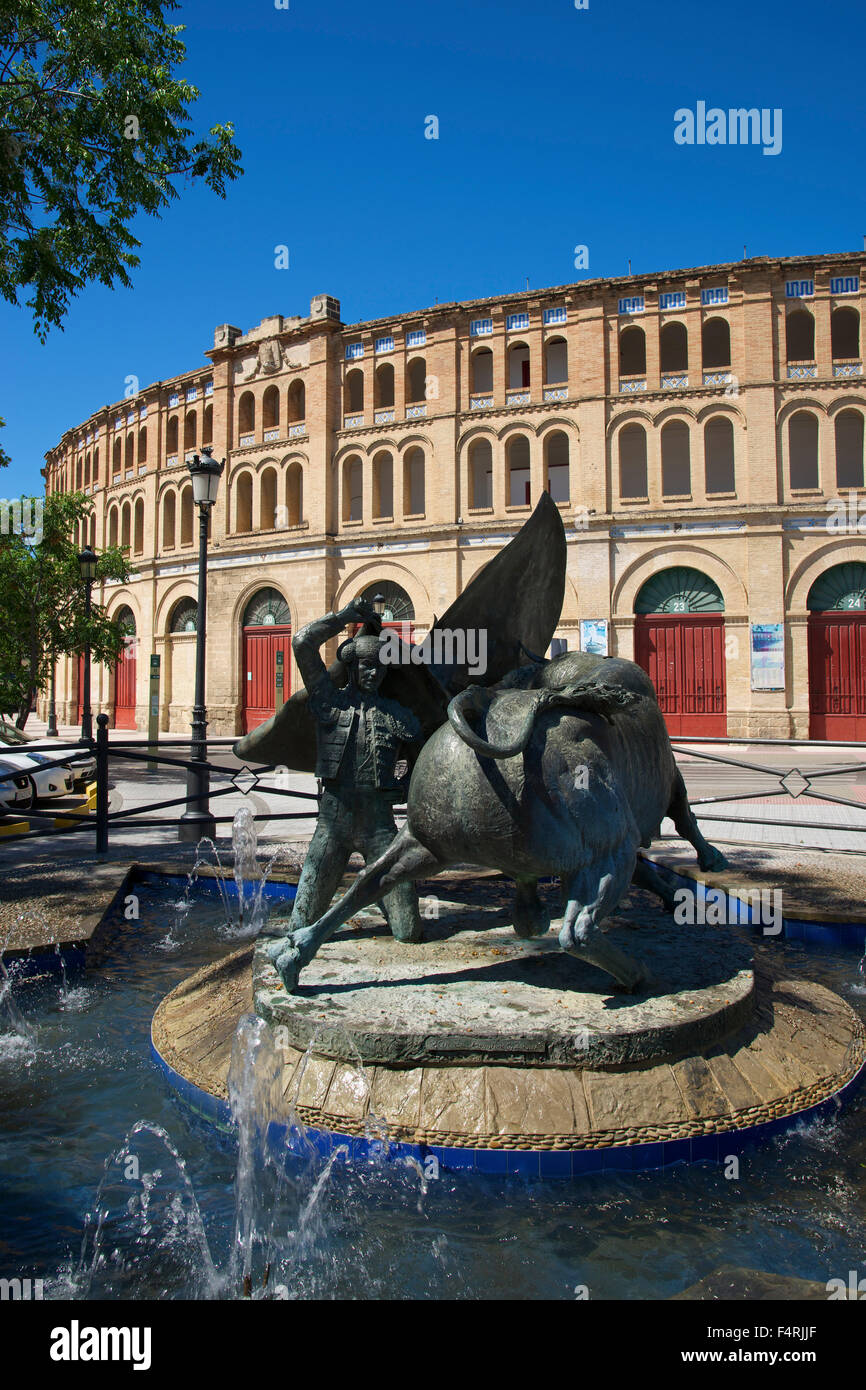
[{"xmin": 265, "ymin": 597, "xmax": 423, "ymax": 985}]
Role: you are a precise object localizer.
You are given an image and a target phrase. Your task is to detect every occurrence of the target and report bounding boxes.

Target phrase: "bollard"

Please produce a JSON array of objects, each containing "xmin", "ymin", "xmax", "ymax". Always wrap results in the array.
[{"xmin": 95, "ymin": 713, "xmax": 110, "ymax": 854}]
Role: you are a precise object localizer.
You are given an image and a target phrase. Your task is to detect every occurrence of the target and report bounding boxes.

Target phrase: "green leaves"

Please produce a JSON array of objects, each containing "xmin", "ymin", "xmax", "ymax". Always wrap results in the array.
[
  {"xmin": 0, "ymin": 490, "xmax": 133, "ymax": 724},
  {"xmin": 0, "ymin": 0, "xmax": 242, "ymax": 337}
]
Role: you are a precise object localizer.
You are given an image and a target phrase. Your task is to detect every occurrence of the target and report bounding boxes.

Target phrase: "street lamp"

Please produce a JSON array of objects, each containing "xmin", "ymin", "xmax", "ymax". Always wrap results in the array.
[
  {"xmin": 77, "ymin": 545, "xmax": 99, "ymax": 743},
  {"xmin": 178, "ymin": 447, "xmax": 225, "ymax": 843}
]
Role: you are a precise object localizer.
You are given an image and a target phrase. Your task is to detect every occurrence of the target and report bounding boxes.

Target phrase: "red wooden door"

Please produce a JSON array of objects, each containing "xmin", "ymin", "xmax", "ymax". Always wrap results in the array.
[
  {"xmin": 635, "ymin": 614, "xmax": 727, "ymax": 736},
  {"xmin": 114, "ymin": 637, "xmax": 137, "ymax": 730},
  {"xmin": 242, "ymin": 626, "xmax": 292, "ymax": 733},
  {"xmin": 808, "ymin": 613, "xmax": 866, "ymax": 739}
]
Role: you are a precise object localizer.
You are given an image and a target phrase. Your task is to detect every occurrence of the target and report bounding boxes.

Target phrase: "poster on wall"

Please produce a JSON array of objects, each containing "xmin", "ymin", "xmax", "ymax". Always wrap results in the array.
[
  {"xmin": 750, "ymin": 623, "xmax": 785, "ymax": 691},
  {"xmin": 580, "ymin": 619, "xmax": 609, "ymax": 656}
]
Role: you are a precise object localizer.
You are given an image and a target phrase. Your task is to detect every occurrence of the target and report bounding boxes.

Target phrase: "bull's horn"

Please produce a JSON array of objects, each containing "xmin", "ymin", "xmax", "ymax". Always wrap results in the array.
[{"xmin": 447, "ymin": 688, "xmax": 541, "ymax": 759}]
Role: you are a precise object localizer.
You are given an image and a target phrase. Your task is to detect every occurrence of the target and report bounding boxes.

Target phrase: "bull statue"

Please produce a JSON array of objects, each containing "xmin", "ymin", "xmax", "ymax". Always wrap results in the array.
[{"xmin": 265, "ymin": 647, "xmax": 728, "ymax": 996}]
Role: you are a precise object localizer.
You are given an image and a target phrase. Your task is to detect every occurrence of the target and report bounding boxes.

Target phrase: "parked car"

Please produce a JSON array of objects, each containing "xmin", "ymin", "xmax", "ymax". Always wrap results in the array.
[
  {"xmin": 0, "ymin": 720, "xmax": 83, "ymax": 800},
  {"xmin": 0, "ymin": 757, "xmax": 35, "ymax": 813}
]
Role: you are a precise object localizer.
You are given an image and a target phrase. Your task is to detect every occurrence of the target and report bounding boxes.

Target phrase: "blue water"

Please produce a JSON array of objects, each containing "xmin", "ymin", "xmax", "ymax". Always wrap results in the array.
[{"xmin": 0, "ymin": 877, "xmax": 864, "ymax": 1301}]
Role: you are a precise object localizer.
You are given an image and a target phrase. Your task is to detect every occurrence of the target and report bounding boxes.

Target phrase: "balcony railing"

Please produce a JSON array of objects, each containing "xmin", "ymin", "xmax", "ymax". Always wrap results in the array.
[
  {"xmin": 406, "ymin": 403, "xmax": 427, "ymax": 418},
  {"xmin": 166, "ymin": 455, "xmax": 178, "ymax": 467},
  {"xmin": 288, "ymin": 422, "xmax": 308, "ymax": 437},
  {"xmin": 374, "ymin": 409, "xmax": 396, "ymax": 424},
  {"xmin": 470, "ymin": 395, "xmax": 493, "ymax": 410},
  {"xmin": 506, "ymin": 388, "xmax": 531, "ymax": 405},
  {"xmin": 543, "ymin": 385, "xmax": 568, "ymax": 401},
  {"xmin": 662, "ymin": 373, "xmax": 688, "ymax": 389},
  {"xmin": 786, "ymin": 362, "xmax": 817, "ymax": 380},
  {"xmin": 263, "ymin": 429, "xmax": 280, "ymax": 442},
  {"xmin": 703, "ymin": 370, "xmax": 733, "ymax": 387},
  {"xmin": 238, "ymin": 433, "xmax": 255, "ymax": 448},
  {"xmin": 834, "ymin": 359, "xmax": 863, "ymax": 377},
  {"xmin": 343, "ymin": 414, "xmax": 364, "ymax": 429},
  {"xmin": 619, "ymin": 376, "xmax": 647, "ymax": 393}
]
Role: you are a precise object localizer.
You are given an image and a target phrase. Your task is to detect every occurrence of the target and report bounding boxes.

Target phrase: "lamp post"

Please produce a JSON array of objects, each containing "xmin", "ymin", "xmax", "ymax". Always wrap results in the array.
[
  {"xmin": 178, "ymin": 447, "xmax": 224, "ymax": 843},
  {"xmin": 77, "ymin": 545, "xmax": 99, "ymax": 743},
  {"xmin": 47, "ymin": 655, "xmax": 58, "ymax": 738}
]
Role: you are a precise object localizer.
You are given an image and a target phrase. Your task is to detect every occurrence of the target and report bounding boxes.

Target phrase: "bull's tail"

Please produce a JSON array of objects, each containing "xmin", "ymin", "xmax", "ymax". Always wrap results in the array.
[{"xmin": 447, "ymin": 682, "xmax": 642, "ymax": 759}]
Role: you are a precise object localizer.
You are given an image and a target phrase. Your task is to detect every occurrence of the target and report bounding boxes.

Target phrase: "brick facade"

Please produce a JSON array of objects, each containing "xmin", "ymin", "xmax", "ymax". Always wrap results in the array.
[{"xmin": 42, "ymin": 253, "xmax": 866, "ymax": 739}]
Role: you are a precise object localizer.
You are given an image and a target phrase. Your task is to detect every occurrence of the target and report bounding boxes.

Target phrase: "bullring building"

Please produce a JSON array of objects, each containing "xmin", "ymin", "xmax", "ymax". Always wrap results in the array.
[{"xmin": 43, "ymin": 251, "xmax": 866, "ymax": 741}]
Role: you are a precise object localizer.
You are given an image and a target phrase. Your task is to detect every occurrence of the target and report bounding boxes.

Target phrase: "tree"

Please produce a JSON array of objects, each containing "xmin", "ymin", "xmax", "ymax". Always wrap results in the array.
[
  {"xmin": 0, "ymin": 491, "xmax": 132, "ymax": 726},
  {"xmin": 0, "ymin": 0, "xmax": 242, "ymax": 338}
]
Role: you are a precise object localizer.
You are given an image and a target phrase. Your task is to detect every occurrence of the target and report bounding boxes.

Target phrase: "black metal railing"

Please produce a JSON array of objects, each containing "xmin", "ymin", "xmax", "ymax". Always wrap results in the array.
[{"xmin": 0, "ymin": 718, "xmax": 864, "ymax": 853}]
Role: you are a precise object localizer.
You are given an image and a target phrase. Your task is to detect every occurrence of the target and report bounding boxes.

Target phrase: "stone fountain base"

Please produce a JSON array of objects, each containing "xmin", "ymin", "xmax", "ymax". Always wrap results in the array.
[{"xmin": 151, "ymin": 878, "xmax": 866, "ymax": 1176}]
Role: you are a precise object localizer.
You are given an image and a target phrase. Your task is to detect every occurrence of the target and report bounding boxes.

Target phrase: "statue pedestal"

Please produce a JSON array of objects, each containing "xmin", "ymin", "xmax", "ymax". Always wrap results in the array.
[{"xmin": 151, "ymin": 876, "xmax": 866, "ymax": 1176}]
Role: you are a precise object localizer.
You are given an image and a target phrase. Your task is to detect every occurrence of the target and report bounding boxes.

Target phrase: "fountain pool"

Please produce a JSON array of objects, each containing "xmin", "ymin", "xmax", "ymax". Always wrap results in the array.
[{"xmin": 1, "ymin": 874, "xmax": 865, "ymax": 1300}]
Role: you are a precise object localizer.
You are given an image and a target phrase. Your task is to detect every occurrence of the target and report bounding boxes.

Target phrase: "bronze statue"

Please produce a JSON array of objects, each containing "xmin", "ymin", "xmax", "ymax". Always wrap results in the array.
[{"xmin": 264, "ymin": 598, "xmax": 424, "ymax": 987}]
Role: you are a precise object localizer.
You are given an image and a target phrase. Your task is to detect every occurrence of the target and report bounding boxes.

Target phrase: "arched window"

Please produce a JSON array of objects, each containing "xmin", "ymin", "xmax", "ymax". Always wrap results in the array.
[
  {"xmin": 619, "ymin": 423, "xmax": 648, "ymax": 498},
  {"xmin": 184, "ymin": 412, "xmax": 197, "ymax": 451},
  {"xmin": 702, "ymin": 318, "xmax": 731, "ymax": 369},
  {"xmin": 91, "ymin": 448, "xmax": 99, "ymax": 486},
  {"xmin": 138, "ymin": 428, "xmax": 147, "ymax": 464},
  {"xmin": 807, "ymin": 562, "xmax": 866, "ymax": 612},
  {"xmin": 507, "ymin": 342, "xmax": 530, "ymax": 390},
  {"xmin": 238, "ymin": 392, "xmax": 255, "ymax": 438},
  {"xmin": 471, "ymin": 347, "xmax": 493, "ymax": 394},
  {"xmin": 113, "ymin": 437, "xmax": 122, "ymax": 475},
  {"xmin": 125, "ymin": 434, "xmax": 134, "ymax": 472},
  {"xmin": 170, "ymin": 597, "xmax": 198, "ymax": 633},
  {"xmin": 635, "ymin": 566, "xmax": 724, "ymax": 614},
  {"xmin": 660, "ymin": 322, "xmax": 688, "ymax": 373},
  {"xmin": 544, "ymin": 337, "xmax": 568, "ymax": 385},
  {"xmin": 262, "ymin": 385, "xmax": 279, "ymax": 431},
  {"xmin": 836, "ymin": 409, "xmax": 865, "ymax": 488},
  {"xmin": 345, "ymin": 369, "xmax": 364, "ymax": 414},
  {"xmin": 619, "ymin": 325, "xmax": 646, "ymax": 377},
  {"xmin": 469, "ymin": 439, "xmax": 493, "ymax": 508},
  {"xmin": 203, "ymin": 404, "xmax": 213, "ymax": 443},
  {"xmin": 166, "ymin": 416, "xmax": 178, "ymax": 456},
  {"xmin": 260, "ymin": 467, "xmax": 278, "ymax": 529},
  {"xmin": 544, "ymin": 431, "xmax": 570, "ymax": 502},
  {"xmin": 285, "ymin": 462, "xmax": 303, "ymax": 526},
  {"xmin": 162, "ymin": 491, "xmax": 176, "ymax": 548},
  {"xmin": 359, "ymin": 580, "xmax": 414, "ymax": 625},
  {"xmin": 373, "ymin": 451, "xmax": 393, "ymax": 519},
  {"xmin": 89, "ymin": 513, "xmax": 96, "ymax": 547},
  {"xmin": 786, "ymin": 309, "xmax": 815, "ymax": 363},
  {"xmin": 243, "ymin": 588, "xmax": 291, "ymax": 627},
  {"xmin": 343, "ymin": 455, "xmax": 363, "ymax": 522},
  {"xmin": 507, "ymin": 434, "xmax": 531, "ymax": 506},
  {"xmin": 375, "ymin": 362, "xmax": 395, "ymax": 409},
  {"xmin": 403, "ymin": 447, "xmax": 425, "ymax": 515},
  {"xmin": 704, "ymin": 416, "xmax": 735, "ymax": 494},
  {"xmin": 235, "ymin": 473, "xmax": 253, "ymax": 532},
  {"xmin": 288, "ymin": 379, "xmax": 305, "ymax": 423},
  {"xmin": 75, "ymin": 455, "xmax": 83, "ymax": 488},
  {"xmin": 120, "ymin": 501, "xmax": 131, "ymax": 550},
  {"xmin": 661, "ymin": 420, "xmax": 691, "ymax": 496},
  {"xmin": 406, "ymin": 357, "xmax": 426, "ymax": 404},
  {"xmin": 789, "ymin": 411, "xmax": 819, "ymax": 489},
  {"xmin": 831, "ymin": 307, "xmax": 860, "ymax": 361},
  {"xmin": 133, "ymin": 498, "xmax": 144, "ymax": 554},
  {"xmin": 180, "ymin": 485, "xmax": 194, "ymax": 545}
]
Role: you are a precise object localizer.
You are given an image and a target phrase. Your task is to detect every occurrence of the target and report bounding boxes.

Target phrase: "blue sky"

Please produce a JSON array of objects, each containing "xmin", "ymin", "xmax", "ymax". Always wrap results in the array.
[{"xmin": 2, "ymin": 0, "xmax": 864, "ymax": 496}]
